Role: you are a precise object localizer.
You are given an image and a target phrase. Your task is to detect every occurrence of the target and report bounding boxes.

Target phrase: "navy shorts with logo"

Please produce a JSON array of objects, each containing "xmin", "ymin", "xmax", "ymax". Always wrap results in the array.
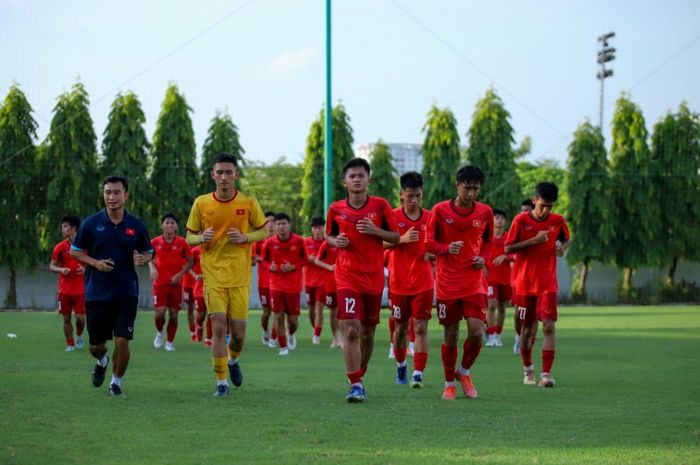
[{"xmin": 86, "ymin": 296, "xmax": 139, "ymax": 345}]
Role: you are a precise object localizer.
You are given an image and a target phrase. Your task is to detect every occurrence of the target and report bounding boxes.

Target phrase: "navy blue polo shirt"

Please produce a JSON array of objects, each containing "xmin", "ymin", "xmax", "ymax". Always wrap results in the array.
[{"xmin": 72, "ymin": 209, "xmax": 152, "ymax": 302}]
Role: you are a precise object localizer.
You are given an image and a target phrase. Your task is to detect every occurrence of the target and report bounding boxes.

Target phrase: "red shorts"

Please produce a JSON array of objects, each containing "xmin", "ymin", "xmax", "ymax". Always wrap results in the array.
[
  {"xmin": 337, "ymin": 289, "xmax": 382, "ymax": 327},
  {"xmin": 324, "ymin": 291, "xmax": 338, "ymax": 308},
  {"xmin": 153, "ymin": 283, "xmax": 182, "ymax": 309},
  {"xmin": 436, "ymin": 294, "xmax": 487, "ymax": 326},
  {"xmin": 194, "ymin": 296, "xmax": 206, "ymax": 313},
  {"xmin": 58, "ymin": 293, "xmax": 85, "ymax": 315},
  {"xmin": 512, "ymin": 293, "xmax": 558, "ymax": 324},
  {"xmin": 270, "ymin": 290, "xmax": 301, "ymax": 316},
  {"xmin": 305, "ymin": 286, "xmax": 324, "ymax": 305},
  {"xmin": 183, "ymin": 287, "xmax": 194, "ymax": 305},
  {"xmin": 258, "ymin": 287, "xmax": 271, "ymax": 309},
  {"xmin": 389, "ymin": 289, "xmax": 434, "ymax": 322},
  {"xmin": 487, "ymin": 283, "xmax": 513, "ymax": 303}
]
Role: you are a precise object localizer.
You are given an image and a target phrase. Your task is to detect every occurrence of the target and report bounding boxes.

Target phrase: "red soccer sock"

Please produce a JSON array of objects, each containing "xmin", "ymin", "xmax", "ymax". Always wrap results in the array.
[
  {"xmin": 271, "ymin": 327, "xmax": 277, "ymax": 340},
  {"xmin": 542, "ymin": 349, "xmax": 555, "ymax": 374},
  {"xmin": 359, "ymin": 367, "xmax": 367, "ymax": 378},
  {"xmin": 206, "ymin": 317, "xmax": 213, "ymax": 340},
  {"xmin": 394, "ymin": 346, "xmax": 407, "ymax": 363},
  {"xmin": 347, "ymin": 370, "xmax": 363, "ymax": 385},
  {"xmin": 155, "ymin": 315, "xmax": 165, "ymax": 332},
  {"xmin": 496, "ymin": 325, "xmax": 503, "ymax": 335},
  {"xmin": 408, "ymin": 318, "xmax": 415, "ymax": 343},
  {"xmin": 313, "ymin": 326, "xmax": 322, "ymax": 337},
  {"xmin": 460, "ymin": 337, "xmax": 482, "ymax": 370},
  {"xmin": 166, "ymin": 318, "xmax": 178, "ymax": 343},
  {"xmin": 388, "ymin": 317, "xmax": 396, "ymax": 341},
  {"xmin": 520, "ymin": 341, "xmax": 533, "ymax": 367},
  {"xmin": 485, "ymin": 326, "xmax": 495, "ymax": 335},
  {"xmin": 66, "ymin": 337, "xmax": 75, "ymax": 346},
  {"xmin": 278, "ymin": 334, "xmax": 288, "ymax": 348},
  {"xmin": 413, "ymin": 352, "xmax": 428, "ymax": 372},
  {"xmin": 441, "ymin": 344, "xmax": 458, "ymax": 382}
]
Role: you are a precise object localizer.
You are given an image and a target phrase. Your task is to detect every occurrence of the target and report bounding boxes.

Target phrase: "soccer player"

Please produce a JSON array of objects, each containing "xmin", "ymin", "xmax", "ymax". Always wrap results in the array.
[
  {"xmin": 305, "ymin": 216, "xmax": 329, "ymax": 344},
  {"xmin": 425, "ymin": 166, "xmax": 494, "ymax": 400},
  {"xmin": 70, "ymin": 176, "xmax": 152, "ymax": 397},
  {"xmin": 261, "ymin": 213, "xmax": 308, "ymax": 355},
  {"xmin": 188, "ymin": 244, "xmax": 210, "ymax": 344},
  {"xmin": 149, "ymin": 212, "xmax": 194, "ymax": 352},
  {"xmin": 253, "ymin": 211, "xmax": 276, "ymax": 346},
  {"xmin": 386, "ymin": 171, "xmax": 435, "ymax": 388},
  {"xmin": 484, "ymin": 209, "xmax": 514, "ymax": 348},
  {"xmin": 185, "ymin": 153, "xmax": 269, "ymax": 397},
  {"xmin": 326, "ymin": 157, "xmax": 399, "ymax": 403},
  {"xmin": 513, "ymin": 198, "xmax": 535, "ymax": 354},
  {"xmin": 50, "ymin": 215, "xmax": 86, "ymax": 352},
  {"xmin": 505, "ymin": 182, "xmax": 570, "ymax": 388},
  {"xmin": 313, "ymin": 239, "xmax": 341, "ymax": 347}
]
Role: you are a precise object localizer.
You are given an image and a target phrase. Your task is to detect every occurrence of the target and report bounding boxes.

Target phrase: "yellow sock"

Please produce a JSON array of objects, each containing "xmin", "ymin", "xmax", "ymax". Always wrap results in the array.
[
  {"xmin": 228, "ymin": 348, "xmax": 241, "ymax": 361},
  {"xmin": 212, "ymin": 356, "xmax": 227, "ymax": 381}
]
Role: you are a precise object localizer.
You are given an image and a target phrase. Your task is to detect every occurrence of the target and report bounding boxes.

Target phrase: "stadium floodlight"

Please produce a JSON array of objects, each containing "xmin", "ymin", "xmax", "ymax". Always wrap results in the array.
[
  {"xmin": 597, "ymin": 47, "xmax": 616, "ymax": 64},
  {"xmin": 596, "ymin": 31, "xmax": 616, "ymax": 130},
  {"xmin": 598, "ymin": 31, "xmax": 616, "ymax": 44},
  {"xmin": 596, "ymin": 69, "xmax": 613, "ymax": 79}
]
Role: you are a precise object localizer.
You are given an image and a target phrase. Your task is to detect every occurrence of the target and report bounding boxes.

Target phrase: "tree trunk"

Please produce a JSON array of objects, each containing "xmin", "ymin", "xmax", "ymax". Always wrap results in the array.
[
  {"xmin": 7, "ymin": 267, "xmax": 17, "ymax": 308},
  {"xmin": 578, "ymin": 259, "xmax": 590, "ymax": 299},
  {"xmin": 621, "ymin": 267, "xmax": 634, "ymax": 300},
  {"xmin": 666, "ymin": 256, "xmax": 679, "ymax": 287}
]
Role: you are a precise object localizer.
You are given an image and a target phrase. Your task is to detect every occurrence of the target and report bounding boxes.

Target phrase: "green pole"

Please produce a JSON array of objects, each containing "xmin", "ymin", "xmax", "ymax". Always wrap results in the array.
[{"xmin": 324, "ymin": 0, "xmax": 333, "ymax": 212}]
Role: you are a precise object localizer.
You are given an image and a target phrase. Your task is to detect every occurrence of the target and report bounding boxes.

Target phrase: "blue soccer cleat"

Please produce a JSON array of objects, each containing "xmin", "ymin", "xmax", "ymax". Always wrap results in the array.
[
  {"xmin": 345, "ymin": 384, "xmax": 366, "ymax": 403},
  {"xmin": 396, "ymin": 365, "xmax": 408, "ymax": 385}
]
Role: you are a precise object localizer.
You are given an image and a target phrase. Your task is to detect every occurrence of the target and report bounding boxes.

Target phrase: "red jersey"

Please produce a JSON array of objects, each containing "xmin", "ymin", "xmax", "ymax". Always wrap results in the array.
[
  {"xmin": 151, "ymin": 235, "xmax": 192, "ymax": 286},
  {"xmin": 190, "ymin": 245, "xmax": 204, "ymax": 297},
  {"xmin": 506, "ymin": 212, "xmax": 570, "ymax": 295},
  {"xmin": 304, "ymin": 237, "xmax": 328, "ymax": 288},
  {"xmin": 425, "ymin": 200, "xmax": 494, "ymax": 300},
  {"xmin": 486, "ymin": 233, "xmax": 514, "ymax": 285},
  {"xmin": 388, "ymin": 207, "xmax": 434, "ymax": 295},
  {"xmin": 253, "ymin": 239, "xmax": 271, "ymax": 289},
  {"xmin": 262, "ymin": 234, "xmax": 308, "ymax": 293},
  {"xmin": 326, "ymin": 196, "xmax": 398, "ymax": 294},
  {"xmin": 51, "ymin": 240, "xmax": 84, "ymax": 295},
  {"xmin": 317, "ymin": 240, "xmax": 339, "ymax": 292},
  {"xmin": 182, "ymin": 242, "xmax": 195, "ymax": 290}
]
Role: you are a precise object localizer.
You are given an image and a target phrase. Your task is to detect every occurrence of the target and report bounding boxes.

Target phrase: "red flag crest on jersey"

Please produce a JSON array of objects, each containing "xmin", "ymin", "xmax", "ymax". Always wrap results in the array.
[
  {"xmin": 367, "ymin": 213, "xmax": 377, "ymax": 220},
  {"xmin": 236, "ymin": 209, "xmax": 245, "ymax": 215},
  {"xmin": 472, "ymin": 220, "xmax": 482, "ymax": 228},
  {"xmin": 125, "ymin": 228, "xmax": 136, "ymax": 236}
]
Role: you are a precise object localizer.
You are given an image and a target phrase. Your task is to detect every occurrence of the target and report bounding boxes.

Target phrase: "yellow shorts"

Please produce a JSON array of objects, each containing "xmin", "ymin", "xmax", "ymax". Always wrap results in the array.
[{"xmin": 204, "ymin": 286, "xmax": 250, "ymax": 320}]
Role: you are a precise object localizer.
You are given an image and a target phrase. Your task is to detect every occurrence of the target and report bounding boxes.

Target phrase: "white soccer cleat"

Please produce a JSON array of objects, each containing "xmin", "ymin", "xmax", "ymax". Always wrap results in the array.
[
  {"xmin": 538, "ymin": 374, "xmax": 556, "ymax": 388},
  {"xmin": 288, "ymin": 334, "xmax": 297, "ymax": 350},
  {"xmin": 261, "ymin": 330, "xmax": 270, "ymax": 345},
  {"xmin": 65, "ymin": 345, "xmax": 75, "ymax": 352},
  {"xmin": 75, "ymin": 336, "xmax": 84, "ymax": 349},
  {"xmin": 312, "ymin": 335, "xmax": 321, "ymax": 344},
  {"xmin": 513, "ymin": 335, "xmax": 520, "ymax": 355},
  {"xmin": 494, "ymin": 334, "xmax": 504, "ymax": 347},
  {"xmin": 523, "ymin": 368, "xmax": 536, "ymax": 385},
  {"xmin": 153, "ymin": 332, "xmax": 164, "ymax": 349},
  {"xmin": 278, "ymin": 347, "xmax": 289, "ymax": 356},
  {"xmin": 485, "ymin": 335, "xmax": 496, "ymax": 347},
  {"xmin": 330, "ymin": 337, "xmax": 339, "ymax": 348},
  {"xmin": 408, "ymin": 342, "xmax": 415, "ymax": 357},
  {"xmin": 165, "ymin": 341, "xmax": 176, "ymax": 352},
  {"xmin": 268, "ymin": 338, "xmax": 278, "ymax": 349},
  {"xmin": 388, "ymin": 344, "xmax": 395, "ymax": 359}
]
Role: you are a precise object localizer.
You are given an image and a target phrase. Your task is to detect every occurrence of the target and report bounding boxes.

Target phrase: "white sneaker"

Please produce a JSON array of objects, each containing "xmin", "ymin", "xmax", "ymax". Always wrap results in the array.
[
  {"xmin": 261, "ymin": 330, "xmax": 270, "ymax": 345},
  {"xmin": 388, "ymin": 344, "xmax": 395, "ymax": 359},
  {"xmin": 312, "ymin": 335, "xmax": 321, "ymax": 344},
  {"xmin": 408, "ymin": 342, "xmax": 415, "ymax": 357},
  {"xmin": 513, "ymin": 335, "xmax": 520, "ymax": 355},
  {"xmin": 65, "ymin": 345, "xmax": 75, "ymax": 352},
  {"xmin": 330, "ymin": 337, "xmax": 339, "ymax": 348},
  {"xmin": 485, "ymin": 335, "xmax": 496, "ymax": 347},
  {"xmin": 268, "ymin": 338, "xmax": 278, "ymax": 349},
  {"xmin": 154, "ymin": 332, "xmax": 164, "ymax": 349},
  {"xmin": 288, "ymin": 334, "xmax": 297, "ymax": 350},
  {"xmin": 75, "ymin": 336, "xmax": 84, "ymax": 349},
  {"xmin": 165, "ymin": 341, "xmax": 176, "ymax": 352},
  {"xmin": 278, "ymin": 347, "xmax": 289, "ymax": 356},
  {"xmin": 523, "ymin": 367, "xmax": 536, "ymax": 385},
  {"xmin": 495, "ymin": 334, "xmax": 503, "ymax": 347}
]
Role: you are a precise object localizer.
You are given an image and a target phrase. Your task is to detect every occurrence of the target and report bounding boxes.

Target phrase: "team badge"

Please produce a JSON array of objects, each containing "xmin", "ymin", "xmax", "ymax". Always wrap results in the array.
[
  {"xmin": 236, "ymin": 209, "xmax": 245, "ymax": 215},
  {"xmin": 446, "ymin": 218, "xmax": 454, "ymax": 224},
  {"xmin": 125, "ymin": 228, "xmax": 136, "ymax": 236},
  {"xmin": 368, "ymin": 213, "xmax": 377, "ymax": 220},
  {"xmin": 472, "ymin": 220, "xmax": 482, "ymax": 228}
]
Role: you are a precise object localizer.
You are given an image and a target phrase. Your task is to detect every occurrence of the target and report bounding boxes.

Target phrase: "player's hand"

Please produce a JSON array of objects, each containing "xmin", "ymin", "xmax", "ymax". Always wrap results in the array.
[
  {"xmin": 76, "ymin": 266, "xmax": 85, "ymax": 275},
  {"xmin": 448, "ymin": 241, "xmax": 464, "ymax": 255},
  {"xmin": 399, "ymin": 227, "xmax": 420, "ymax": 244},
  {"xmin": 356, "ymin": 218, "xmax": 380, "ymax": 235},
  {"xmin": 472, "ymin": 256, "xmax": 485, "ymax": 269},
  {"xmin": 335, "ymin": 233, "xmax": 350, "ymax": 248},
  {"xmin": 330, "ymin": 264, "xmax": 336, "ymax": 272},
  {"xmin": 95, "ymin": 258, "xmax": 115, "ymax": 272},
  {"xmin": 60, "ymin": 267, "xmax": 70, "ymax": 276},
  {"xmin": 555, "ymin": 242, "xmax": 565, "ymax": 257},
  {"xmin": 269, "ymin": 262, "xmax": 278, "ymax": 272},
  {"xmin": 424, "ymin": 252, "xmax": 436, "ymax": 262},
  {"xmin": 200, "ymin": 227, "xmax": 215, "ymax": 243},
  {"xmin": 170, "ymin": 274, "xmax": 181, "ymax": 286},
  {"xmin": 133, "ymin": 251, "xmax": 148, "ymax": 267},
  {"xmin": 149, "ymin": 268, "xmax": 159, "ymax": 281},
  {"xmin": 195, "ymin": 274, "xmax": 203, "ymax": 282},
  {"xmin": 493, "ymin": 254, "xmax": 508, "ymax": 266},
  {"xmin": 280, "ymin": 261, "xmax": 295, "ymax": 272},
  {"xmin": 227, "ymin": 228, "xmax": 248, "ymax": 244},
  {"xmin": 534, "ymin": 230, "xmax": 548, "ymax": 244}
]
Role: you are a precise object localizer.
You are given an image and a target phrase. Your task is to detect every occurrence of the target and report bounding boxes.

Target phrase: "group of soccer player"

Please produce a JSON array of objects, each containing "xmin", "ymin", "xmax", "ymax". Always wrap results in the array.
[{"xmin": 51, "ymin": 152, "xmax": 569, "ymax": 402}]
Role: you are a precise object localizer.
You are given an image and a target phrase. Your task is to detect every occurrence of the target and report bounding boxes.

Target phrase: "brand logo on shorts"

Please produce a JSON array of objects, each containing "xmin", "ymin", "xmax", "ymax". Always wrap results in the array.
[{"xmin": 128, "ymin": 326, "xmax": 133, "ymax": 333}]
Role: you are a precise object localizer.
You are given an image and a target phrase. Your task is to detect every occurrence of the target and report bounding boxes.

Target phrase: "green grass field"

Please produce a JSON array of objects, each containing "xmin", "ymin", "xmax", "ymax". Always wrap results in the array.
[{"xmin": 1, "ymin": 306, "xmax": 699, "ymax": 465}]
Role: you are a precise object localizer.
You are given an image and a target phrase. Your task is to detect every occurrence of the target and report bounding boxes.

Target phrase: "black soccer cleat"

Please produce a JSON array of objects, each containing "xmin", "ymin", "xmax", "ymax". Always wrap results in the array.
[
  {"xmin": 228, "ymin": 361, "xmax": 243, "ymax": 387},
  {"xmin": 91, "ymin": 356, "xmax": 109, "ymax": 388},
  {"xmin": 108, "ymin": 383, "xmax": 125, "ymax": 397}
]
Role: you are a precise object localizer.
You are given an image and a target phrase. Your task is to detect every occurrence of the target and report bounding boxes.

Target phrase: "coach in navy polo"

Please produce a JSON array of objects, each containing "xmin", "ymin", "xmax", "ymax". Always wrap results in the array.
[{"xmin": 71, "ymin": 175, "xmax": 152, "ymax": 398}]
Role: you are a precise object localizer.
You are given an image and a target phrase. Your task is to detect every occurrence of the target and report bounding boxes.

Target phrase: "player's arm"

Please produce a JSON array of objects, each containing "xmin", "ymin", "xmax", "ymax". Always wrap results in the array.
[
  {"xmin": 424, "ymin": 209, "xmax": 452, "ymax": 255},
  {"xmin": 70, "ymin": 248, "xmax": 115, "ymax": 273},
  {"xmin": 473, "ymin": 213, "xmax": 494, "ymax": 269},
  {"xmin": 49, "ymin": 259, "xmax": 69, "ymax": 275},
  {"xmin": 186, "ymin": 228, "xmax": 214, "ymax": 246}
]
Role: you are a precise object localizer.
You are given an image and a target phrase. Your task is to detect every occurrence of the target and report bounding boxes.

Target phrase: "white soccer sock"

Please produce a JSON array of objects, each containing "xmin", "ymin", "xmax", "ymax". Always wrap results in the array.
[
  {"xmin": 412, "ymin": 370, "xmax": 423, "ymax": 377},
  {"xmin": 98, "ymin": 355, "xmax": 108, "ymax": 367},
  {"xmin": 445, "ymin": 381, "xmax": 455, "ymax": 388},
  {"xmin": 397, "ymin": 361, "xmax": 407, "ymax": 368},
  {"xmin": 228, "ymin": 358, "xmax": 238, "ymax": 366},
  {"xmin": 217, "ymin": 379, "xmax": 228, "ymax": 386},
  {"xmin": 110, "ymin": 375, "xmax": 122, "ymax": 386},
  {"xmin": 457, "ymin": 367, "xmax": 470, "ymax": 376}
]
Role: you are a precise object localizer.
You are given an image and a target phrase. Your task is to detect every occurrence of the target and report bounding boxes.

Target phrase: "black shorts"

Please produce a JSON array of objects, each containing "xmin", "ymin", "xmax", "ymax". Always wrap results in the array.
[{"xmin": 86, "ymin": 296, "xmax": 139, "ymax": 345}]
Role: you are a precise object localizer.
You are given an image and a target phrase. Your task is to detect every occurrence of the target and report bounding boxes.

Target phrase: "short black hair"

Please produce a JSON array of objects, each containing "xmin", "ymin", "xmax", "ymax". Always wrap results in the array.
[
  {"xmin": 400, "ymin": 171, "xmax": 423, "ymax": 190},
  {"xmin": 521, "ymin": 199, "xmax": 535, "ymax": 209},
  {"xmin": 343, "ymin": 157, "xmax": 371, "ymax": 176},
  {"xmin": 61, "ymin": 215, "xmax": 80, "ymax": 229},
  {"xmin": 456, "ymin": 165, "xmax": 485, "ymax": 185},
  {"xmin": 213, "ymin": 153, "xmax": 238, "ymax": 167},
  {"xmin": 492, "ymin": 208, "xmax": 507, "ymax": 218},
  {"xmin": 535, "ymin": 181, "xmax": 559, "ymax": 202},
  {"xmin": 103, "ymin": 175, "xmax": 128, "ymax": 192},
  {"xmin": 264, "ymin": 211, "xmax": 276, "ymax": 218},
  {"xmin": 274, "ymin": 212, "xmax": 291, "ymax": 223},
  {"xmin": 161, "ymin": 212, "xmax": 178, "ymax": 224},
  {"xmin": 310, "ymin": 216, "xmax": 326, "ymax": 227}
]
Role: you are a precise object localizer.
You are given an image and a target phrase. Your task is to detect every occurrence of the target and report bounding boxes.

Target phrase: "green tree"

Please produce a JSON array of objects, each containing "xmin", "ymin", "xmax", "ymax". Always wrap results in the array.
[
  {"xmin": 565, "ymin": 121, "xmax": 614, "ymax": 299},
  {"xmin": 42, "ymin": 82, "xmax": 99, "ymax": 245},
  {"xmin": 245, "ymin": 158, "xmax": 304, "ymax": 233},
  {"xmin": 420, "ymin": 105, "xmax": 461, "ymax": 209},
  {"xmin": 330, "ymin": 103, "xmax": 355, "ymax": 202},
  {"xmin": 300, "ymin": 116, "xmax": 324, "ymax": 229},
  {"xmin": 100, "ymin": 92, "xmax": 154, "ymax": 229},
  {"xmin": 200, "ymin": 111, "xmax": 244, "ymax": 194},
  {"xmin": 609, "ymin": 94, "xmax": 658, "ymax": 298},
  {"xmin": 150, "ymin": 84, "xmax": 198, "ymax": 225},
  {"xmin": 466, "ymin": 88, "xmax": 522, "ymax": 214},
  {"xmin": 368, "ymin": 140, "xmax": 398, "ymax": 206},
  {"xmin": 651, "ymin": 102, "xmax": 700, "ymax": 284},
  {"xmin": 0, "ymin": 85, "xmax": 42, "ymax": 307},
  {"xmin": 516, "ymin": 158, "xmax": 569, "ymax": 215}
]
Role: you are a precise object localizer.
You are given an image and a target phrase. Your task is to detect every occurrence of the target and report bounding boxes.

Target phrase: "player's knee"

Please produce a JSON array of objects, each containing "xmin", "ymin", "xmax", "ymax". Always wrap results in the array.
[{"xmin": 542, "ymin": 320, "xmax": 555, "ymax": 335}]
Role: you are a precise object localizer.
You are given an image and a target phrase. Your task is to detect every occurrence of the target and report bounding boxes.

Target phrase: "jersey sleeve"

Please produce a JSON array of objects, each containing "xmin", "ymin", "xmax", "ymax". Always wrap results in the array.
[
  {"xmin": 181, "ymin": 238, "xmax": 193, "ymax": 258},
  {"xmin": 297, "ymin": 237, "xmax": 309, "ymax": 268},
  {"xmin": 71, "ymin": 220, "xmax": 90, "ymax": 251},
  {"xmin": 317, "ymin": 241, "xmax": 328, "ymax": 260},
  {"xmin": 326, "ymin": 205, "xmax": 339, "ymax": 236},
  {"xmin": 479, "ymin": 209, "xmax": 494, "ymax": 259},
  {"xmin": 425, "ymin": 205, "xmax": 449, "ymax": 255},
  {"xmin": 136, "ymin": 220, "xmax": 153, "ymax": 254},
  {"xmin": 249, "ymin": 197, "xmax": 267, "ymax": 230},
  {"xmin": 381, "ymin": 199, "xmax": 399, "ymax": 232},
  {"xmin": 51, "ymin": 243, "xmax": 63, "ymax": 263},
  {"xmin": 186, "ymin": 197, "xmax": 203, "ymax": 234},
  {"xmin": 505, "ymin": 215, "xmax": 523, "ymax": 247},
  {"xmin": 558, "ymin": 218, "xmax": 571, "ymax": 242}
]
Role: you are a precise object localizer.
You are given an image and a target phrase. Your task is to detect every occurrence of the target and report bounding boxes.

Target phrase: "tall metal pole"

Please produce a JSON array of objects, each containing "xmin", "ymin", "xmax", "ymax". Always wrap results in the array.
[
  {"xmin": 324, "ymin": 0, "xmax": 333, "ymax": 212},
  {"xmin": 599, "ymin": 72, "xmax": 604, "ymax": 130},
  {"xmin": 596, "ymin": 32, "xmax": 615, "ymax": 131}
]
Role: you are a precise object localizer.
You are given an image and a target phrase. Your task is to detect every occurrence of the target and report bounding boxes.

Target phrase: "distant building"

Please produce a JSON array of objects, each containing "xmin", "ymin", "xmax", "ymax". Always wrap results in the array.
[{"xmin": 355, "ymin": 143, "xmax": 423, "ymax": 175}]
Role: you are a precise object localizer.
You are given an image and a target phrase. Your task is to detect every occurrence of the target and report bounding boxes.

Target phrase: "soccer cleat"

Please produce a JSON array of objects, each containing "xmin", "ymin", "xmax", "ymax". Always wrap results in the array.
[
  {"xmin": 204, "ymin": 338, "xmax": 212, "ymax": 347},
  {"xmin": 312, "ymin": 335, "xmax": 321, "ymax": 345},
  {"xmin": 108, "ymin": 383, "xmax": 125, "ymax": 398},
  {"xmin": 441, "ymin": 385, "xmax": 457, "ymax": 400},
  {"xmin": 455, "ymin": 373, "xmax": 478, "ymax": 399},
  {"xmin": 388, "ymin": 344, "xmax": 395, "ymax": 359},
  {"xmin": 523, "ymin": 368, "xmax": 536, "ymax": 385},
  {"xmin": 330, "ymin": 337, "xmax": 339, "ymax": 348},
  {"xmin": 267, "ymin": 338, "xmax": 278, "ymax": 349},
  {"xmin": 65, "ymin": 345, "xmax": 76, "ymax": 352},
  {"xmin": 538, "ymin": 374, "xmax": 556, "ymax": 388},
  {"xmin": 396, "ymin": 365, "xmax": 408, "ymax": 385},
  {"xmin": 91, "ymin": 356, "xmax": 109, "ymax": 387},
  {"xmin": 288, "ymin": 334, "xmax": 297, "ymax": 350},
  {"xmin": 345, "ymin": 384, "xmax": 366, "ymax": 403},
  {"xmin": 213, "ymin": 384, "xmax": 230, "ymax": 397},
  {"xmin": 495, "ymin": 334, "xmax": 504, "ymax": 347},
  {"xmin": 75, "ymin": 336, "xmax": 84, "ymax": 349},
  {"xmin": 228, "ymin": 362, "xmax": 243, "ymax": 387},
  {"xmin": 190, "ymin": 332, "xmax": 197, "ymax": 342},
  {"xmin": 153, "ymin": 332, "xmax": 164, "ymax": 349},
  {"xmin": 513, "ymin": 335, "xmax": 520, "ymax": 355},
  {"xmin": 165, "ymin": 342, "xmax": 176, "ymax": 352},
  {"xmin": 410, "ymin": 373, "xmax": 424, "ymax": 389},
  {"xmin": 261, "ymin": 330, "xmax": 270, "ymax": 345},
  {"xmin": 278, "ymin": 347, "xmax": 289, "ymax": 356},
  {"xmin": 485, "ymin": 335, "xmax": 496, "ymax": 347},
  {"xmin": 408, "ymin": 342, "xmax": 415, "ymax": 357}
]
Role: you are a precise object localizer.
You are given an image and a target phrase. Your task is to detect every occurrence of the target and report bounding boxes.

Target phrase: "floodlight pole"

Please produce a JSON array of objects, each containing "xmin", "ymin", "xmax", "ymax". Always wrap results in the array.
[
  {"xmin": 597, "ymin": 31, "xmax": 616, "ymax": 130},
  {"xmin": 324, "ymin": 0, "xmax": 333, "ymax": 212}
]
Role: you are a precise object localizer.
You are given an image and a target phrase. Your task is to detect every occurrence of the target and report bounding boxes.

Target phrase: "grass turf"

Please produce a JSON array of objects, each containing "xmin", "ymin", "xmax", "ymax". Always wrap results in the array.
[{"xmin": 1, "ymin": 306, "xmax": 699, "ymax": 465}]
